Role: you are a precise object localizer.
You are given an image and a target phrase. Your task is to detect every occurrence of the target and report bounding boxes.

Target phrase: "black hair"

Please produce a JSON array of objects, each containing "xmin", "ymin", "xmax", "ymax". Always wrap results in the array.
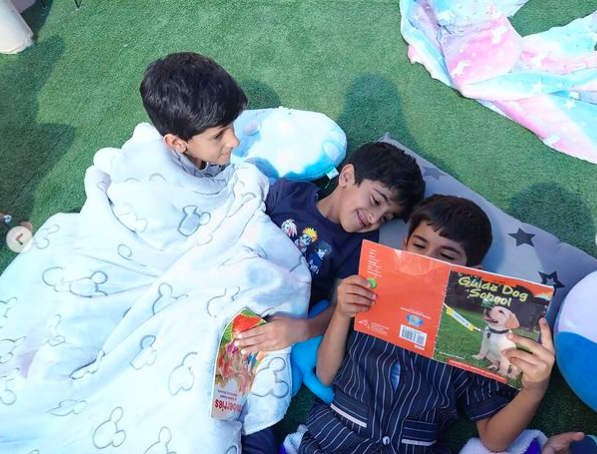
[
  {"xmin": 140, "ymin": 52, "xmax": 248, "ymax": 140},
  {"xmin": 407, "ymin": 195, "xmax": 493, "ymax": 266},
  {"xmin": 346, "ymin": 142, "xmax": 425, "ymax": 219}
]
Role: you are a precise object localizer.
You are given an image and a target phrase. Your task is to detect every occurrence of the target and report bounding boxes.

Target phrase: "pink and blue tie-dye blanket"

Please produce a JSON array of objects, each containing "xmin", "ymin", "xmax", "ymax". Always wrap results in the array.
[{"xmin": 400, "ymin": 0, "xmax": 597, "ymax": 164}]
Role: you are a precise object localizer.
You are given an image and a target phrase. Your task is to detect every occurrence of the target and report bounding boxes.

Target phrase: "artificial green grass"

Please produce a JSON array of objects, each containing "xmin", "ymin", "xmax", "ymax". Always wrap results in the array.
[{"xmin": 1, "ymin": 0, "xmax": 596, "ymax": 445}]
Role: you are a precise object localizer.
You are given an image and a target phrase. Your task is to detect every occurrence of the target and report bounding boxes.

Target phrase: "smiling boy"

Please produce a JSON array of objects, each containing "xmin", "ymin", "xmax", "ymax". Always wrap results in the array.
[
  {"xmin": 301, "ymin": 195, "xmax": 555, "ymax": 454},
  {"xmin": 236, "ymin": 142, "xmax": 426, "ymax": 352}
]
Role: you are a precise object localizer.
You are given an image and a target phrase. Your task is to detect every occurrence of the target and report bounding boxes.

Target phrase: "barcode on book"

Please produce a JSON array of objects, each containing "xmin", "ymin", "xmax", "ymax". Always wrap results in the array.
[{"xmin": 399, "ymin": 325, "xmax": 427, "ymax": 347}]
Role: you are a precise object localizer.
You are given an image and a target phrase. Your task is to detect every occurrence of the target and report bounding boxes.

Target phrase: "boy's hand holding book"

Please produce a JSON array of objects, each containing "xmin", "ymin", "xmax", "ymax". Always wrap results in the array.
[
  {"xmin": 335, "ymin": 275, "xmax": 377, "ymax": 320},
  {"xmin": 236, "ymin": 316, "xmax": 308, "ymax": 353},
  {"xmin": 503, "ymin": 318, "xmax": 555, "ymax": 398}
]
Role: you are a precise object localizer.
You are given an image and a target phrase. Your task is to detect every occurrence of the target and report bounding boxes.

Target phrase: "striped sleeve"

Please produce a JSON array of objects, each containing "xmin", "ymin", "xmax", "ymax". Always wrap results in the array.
[{"xmin": 455, "ymin": 371, "xmax": 518, "ymax": 421}]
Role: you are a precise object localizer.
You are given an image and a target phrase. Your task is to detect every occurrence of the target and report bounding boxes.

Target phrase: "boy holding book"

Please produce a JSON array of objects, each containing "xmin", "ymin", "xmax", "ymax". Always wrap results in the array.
[{"xmin": 300, "ymin": 195, "xmax": 555, "ymax": 454}]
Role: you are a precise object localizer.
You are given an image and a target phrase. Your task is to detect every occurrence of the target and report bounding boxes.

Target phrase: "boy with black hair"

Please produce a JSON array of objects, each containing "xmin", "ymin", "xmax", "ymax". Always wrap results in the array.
[
  {"xmin": 300, "ymin": 195, "xmax": 555, "ymax": 454},
  {"xmin": 140, "ymin": 51, "xmax": 247, "ymax": 171},
  {"xmin": 236, "ymin": 142, "xmax": 426, "ymax": 353}
]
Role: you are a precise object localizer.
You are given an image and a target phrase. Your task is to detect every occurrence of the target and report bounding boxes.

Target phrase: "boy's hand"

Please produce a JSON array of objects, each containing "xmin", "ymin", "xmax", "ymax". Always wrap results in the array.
[
  {"xmin": 542, "ymin": 432, "xmax": 585, "ymax": 454},
  {"xmin": 335, "ymin": 275, "xmax": 376, "ymax": 320},
  {"xmin": 234, "ymin": 316, "xmax": 306, "ymax": 354},
  {"xmin": 503, "ymin": 318, "xmax": 555, "ymax": 396}
]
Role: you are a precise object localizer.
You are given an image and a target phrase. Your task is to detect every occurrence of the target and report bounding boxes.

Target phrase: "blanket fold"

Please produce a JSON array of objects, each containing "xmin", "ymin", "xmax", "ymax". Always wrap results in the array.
[{"xmin": 0, "ymin": 123, "xmax": 310, "ymax": 453}]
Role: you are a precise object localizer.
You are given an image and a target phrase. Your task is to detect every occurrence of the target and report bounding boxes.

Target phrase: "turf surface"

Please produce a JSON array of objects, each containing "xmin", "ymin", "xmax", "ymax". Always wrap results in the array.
[{"xmin": 1, "ymin": 0, "xmax": 596, "ymax": 445}]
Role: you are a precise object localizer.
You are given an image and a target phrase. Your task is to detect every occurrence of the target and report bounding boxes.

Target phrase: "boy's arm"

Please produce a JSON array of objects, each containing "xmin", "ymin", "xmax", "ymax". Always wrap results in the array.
[
  {"xmin": 316, "ymin": 276, "xmax": 376, "ymax": 385},
  {"xmin": 475, "ymin": 319, "xmax": 555, "ymax": 452}
]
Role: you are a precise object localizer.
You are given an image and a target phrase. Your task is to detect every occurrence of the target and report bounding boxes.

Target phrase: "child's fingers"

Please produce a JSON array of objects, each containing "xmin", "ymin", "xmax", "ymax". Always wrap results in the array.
[
  {"xmin": 538, "ymin": 318, "xmax": 554, "ymax": 353},
  {"xmin": 503, "ymin": 349, "xmax": 543, "ymax": 367},
  {"xmin": 343, "ymin": 294, "xmax": 374, "ymax": 307},
  {"xmin": 236, "ymin": 333, "xmax": 268, "ymax": 349},
  {"xmin": 346, "ymin": 275, "xmax": 374, "ymax": 289},
  {"xmin": 507, "ymin": 334, "xmax": 554, "ymax": 364},
  {"xmin": 343, "ymin": 283, "xmax": 376, "ymax": 301},
  {"xmin": 237, "ymin": 324, "xmax": 269, "ymax": 340},
  {"xmin": 507, "ymin": 356, "xmax": 537, "ymax": 374}
]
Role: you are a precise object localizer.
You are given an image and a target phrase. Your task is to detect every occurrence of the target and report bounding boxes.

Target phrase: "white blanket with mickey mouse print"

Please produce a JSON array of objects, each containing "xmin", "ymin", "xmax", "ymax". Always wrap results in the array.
[{"xmin": 0, "ymin": 123, "xmax": 311, "ymax": 453}]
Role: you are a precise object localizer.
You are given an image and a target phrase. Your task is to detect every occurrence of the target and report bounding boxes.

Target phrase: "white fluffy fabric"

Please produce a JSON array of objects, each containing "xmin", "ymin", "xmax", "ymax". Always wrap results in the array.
[{"xmin": 0, "ymin": 123, "xmax": 310, "ymax": 453}]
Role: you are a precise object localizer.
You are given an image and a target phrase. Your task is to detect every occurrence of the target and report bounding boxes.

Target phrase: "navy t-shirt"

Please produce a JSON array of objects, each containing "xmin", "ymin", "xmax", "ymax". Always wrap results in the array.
[{"xmin": 266, "ymin": 179, "xmax": 379, "ymax": 304}]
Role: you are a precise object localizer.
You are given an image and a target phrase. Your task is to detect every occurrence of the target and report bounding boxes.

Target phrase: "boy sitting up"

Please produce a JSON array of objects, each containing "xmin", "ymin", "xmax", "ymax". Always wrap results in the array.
[
  {"xmin": 236, "ymin": 142, "xmax": 426, "ymax": 352},
  {"xmin": 140, "ymin": 51, "xmax": 246, "ymax": 173},
  {"xmin": 299, "ymin": 195, "xmax": 555, "ymax": 454}
]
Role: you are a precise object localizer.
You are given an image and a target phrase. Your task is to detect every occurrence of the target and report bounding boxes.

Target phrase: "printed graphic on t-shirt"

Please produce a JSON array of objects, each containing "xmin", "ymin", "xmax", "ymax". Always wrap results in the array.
[
  {"xmin": 281, "ymin": 219, "xmax": 332, "ymax": 276},
  {"xmin": 307, "ymin": 241, "xmax": 331, "ymax": 275}
]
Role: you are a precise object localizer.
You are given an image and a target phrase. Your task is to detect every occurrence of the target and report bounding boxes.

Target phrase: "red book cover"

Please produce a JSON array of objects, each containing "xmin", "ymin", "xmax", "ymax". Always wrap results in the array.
[{"xmin": 355, "ymin": 241, "xmax": 553, "ymax": 388}]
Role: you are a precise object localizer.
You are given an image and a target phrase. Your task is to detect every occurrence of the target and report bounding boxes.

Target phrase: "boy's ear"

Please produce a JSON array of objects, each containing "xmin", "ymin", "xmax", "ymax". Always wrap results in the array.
[
  {"xmin": 402, "ymin": 237, "xmax": 408, "ymax": 250},
  {"xmin": 338, "ymin": 164, "xmax": 356, "ymax": 187},
  {"xmin": 163, "ymin": 133, "xmax": 188, "ymax": 153}
]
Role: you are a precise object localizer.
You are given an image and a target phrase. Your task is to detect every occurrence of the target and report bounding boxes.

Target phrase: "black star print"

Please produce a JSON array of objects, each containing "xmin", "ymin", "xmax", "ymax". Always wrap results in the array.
[
  {"xmin": 509, "ymin": 228, "xmax": 536, "ymax": 247},
  {"xmin": 423, "ymin": 167, "xmax": 445, "ymax": 180},
  {"xmin": 539, "ymin": 271, "xmax": 565, "ymax": 294}
]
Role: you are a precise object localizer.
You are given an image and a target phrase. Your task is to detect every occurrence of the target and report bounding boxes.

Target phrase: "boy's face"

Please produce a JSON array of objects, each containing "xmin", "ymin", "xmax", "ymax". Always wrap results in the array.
[
  {"xmin": 403, "ymin": 221, "xmax": 469, "ymax": 266},
  {"xmin": 336, "ymin": 165, "xmax": 405, "ymax": 233},
  {"xmin": 167, "ymin": 123, "xmax": 239, "ymax": 166}
]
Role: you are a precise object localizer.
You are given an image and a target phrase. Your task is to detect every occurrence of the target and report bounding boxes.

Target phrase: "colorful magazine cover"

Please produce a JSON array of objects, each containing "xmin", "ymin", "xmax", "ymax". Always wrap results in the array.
[
  {"xmin": 211, "ymin": 308, "xmax": 266, "ymax": 420},
  {"xmin": 355, "ymin": 240, "xmax": 553, "ymax": 388}
]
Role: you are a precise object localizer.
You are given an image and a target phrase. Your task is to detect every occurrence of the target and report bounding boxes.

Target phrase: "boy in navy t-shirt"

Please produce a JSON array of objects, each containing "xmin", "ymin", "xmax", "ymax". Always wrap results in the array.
[{"xmin": 235, "ymin": 142, "xmax": 425, "ymax": 353}]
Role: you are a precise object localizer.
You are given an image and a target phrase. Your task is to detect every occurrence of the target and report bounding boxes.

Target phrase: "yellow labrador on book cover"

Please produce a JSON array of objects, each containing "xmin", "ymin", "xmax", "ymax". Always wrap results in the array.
[{"xmin": 473, "ymin": 306, "xmax": 521, "ymax": 379}]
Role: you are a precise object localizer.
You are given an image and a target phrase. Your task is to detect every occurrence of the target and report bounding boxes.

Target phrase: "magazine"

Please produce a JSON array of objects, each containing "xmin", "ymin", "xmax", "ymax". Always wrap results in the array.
[
  {"xmin": 211, "ymin": 308, "xmax": 267, "ymax": 420},
  {"xmin": 355, "ymin": 240, "xmax": 553, "ymax": 388}
]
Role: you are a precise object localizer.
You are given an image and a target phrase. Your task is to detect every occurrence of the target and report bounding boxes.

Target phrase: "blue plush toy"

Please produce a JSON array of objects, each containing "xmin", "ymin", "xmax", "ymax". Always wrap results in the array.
[
  {"xmin": 291, "ymin": 300, "xmax": 334, "ymax": 404},
  {"xmin": 231, "ymin": 107, "xmax": 346, "ymax": 181},
  {"xmin": 555, "ymin": 271, "xmax": 597, "ymax": 413}
]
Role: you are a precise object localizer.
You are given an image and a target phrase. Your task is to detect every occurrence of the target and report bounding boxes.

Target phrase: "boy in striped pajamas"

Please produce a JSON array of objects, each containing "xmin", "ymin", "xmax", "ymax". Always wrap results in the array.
[{"xmin": 300, "ymin": 195, "xmax": 555, "ymax": 454}]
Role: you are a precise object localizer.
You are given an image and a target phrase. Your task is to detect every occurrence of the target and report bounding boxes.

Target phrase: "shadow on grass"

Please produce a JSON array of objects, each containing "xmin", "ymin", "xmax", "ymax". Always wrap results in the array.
[
  {"xmin": 0, "ymin": 35, "xmax": 74, "ymax": 265},
  {"xmin": 241, "ymin": 79, "xmax": 281, "ymax": 110},
  {"xmin": 21, "ymin": 0, "xmax": 53, "ymax": 37}
]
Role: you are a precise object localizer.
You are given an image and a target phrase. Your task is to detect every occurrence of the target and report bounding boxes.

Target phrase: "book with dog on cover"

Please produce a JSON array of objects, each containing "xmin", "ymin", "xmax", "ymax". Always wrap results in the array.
[
  {"xmin": 211, "ymin": 308, "xmax": 267, "ymax": 420},
  {"xmin": 354, "ymin": 240, "xmax": 553, "ymax": 389}
]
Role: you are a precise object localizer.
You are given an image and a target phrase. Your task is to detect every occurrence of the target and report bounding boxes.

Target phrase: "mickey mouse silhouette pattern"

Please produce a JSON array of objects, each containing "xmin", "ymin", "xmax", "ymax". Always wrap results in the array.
[
  {"xmin": 152, "ymin": 283, "xmax": 188, "ymax": 315},
  {"xmin": 0, "ymin": 367, "xmax": 18, "ymax": 405},
  {"xmin": 113, "ymin": 204, "xmax": 149, "ymax": 233},
  {"xmin": 0, "ymin": 336, "xmax": 25, "ymax": 364},
  {"xmin": 149, "ymin": 173, "xmax": 167, "ymax": 183},
  {"xmin": 117, "ymin": 244, "xmax": 134, "ymax": 261},
  {"xmin": 250, "ymin": 357, "xmax": 290, "ymax": 399},
  {"xmin": 178, "ymin": 206, "xmax": 211, "ymax": 237},
  {"xmin": 43, "ymin": 314, "xmax": 66, "ymax": 347},
  {"xmin": 33, "ymin": 224, "xmax": 60, "ymax": 250},
  {"xmin": 130, "ymin": 335, "xmax": 157, "ymax": 370},
  {"xmin": 226, "ymin": 181, "xmax": 257, "ymax": 218},
  {"xmin": 206, "ymin": 287, "xmax": 240, "ymax": 318},
  {"xmin": 43, "ymin": 267, "xmax": 108, "ymax": 298},
  {"xmin": 143, "ymin": 427, "xmax": 176, "ymax": 454},
  {"xmin": 93, "ymin": 407, "xmax": 126, "ymax": 449},
  {"xmin": 0, "ymin": 296, "xmax": 17, "ymax": 329},
  {"xmin": 70, "ymin": 350, "xmax": 105, "ymax": 380},
  {"xmin": 50, "ymin": 398, "xmax": 87, "ymax": 417},
  {"xmin": 168, "ymin": 352, "xmax": 197, "ymax": 396}
]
